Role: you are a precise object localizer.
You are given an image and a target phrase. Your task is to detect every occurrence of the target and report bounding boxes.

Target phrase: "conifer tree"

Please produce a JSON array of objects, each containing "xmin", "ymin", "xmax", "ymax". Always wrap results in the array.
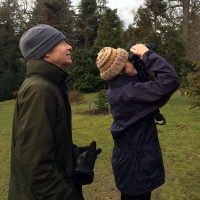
[
  {"xmin": 95, "ymin": 8, "xmax": 123, "ymax": 48},
  {"xmin": 0, "ymin": 0, "xmax": 25, "ymax": 101},
  {"xmin": 130, "ymin": 0, "xmax": 186, "ymax": 76},
  {"xmin": 30, "ymin": 0, "xmax": 75, "ymax": 45},
  {"xmin": 74, "ymin": 0, "xmax": 98, "ymax": 49}
]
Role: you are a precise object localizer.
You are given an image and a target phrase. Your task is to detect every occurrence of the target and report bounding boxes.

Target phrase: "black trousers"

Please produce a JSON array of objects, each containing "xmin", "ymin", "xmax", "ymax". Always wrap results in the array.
[{"xmin": 121, "ymin": 192, "xmax": 151, "ymax": 200}]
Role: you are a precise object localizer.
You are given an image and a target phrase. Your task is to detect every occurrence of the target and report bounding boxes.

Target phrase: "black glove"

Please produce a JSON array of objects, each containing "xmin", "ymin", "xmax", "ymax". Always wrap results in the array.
[
  {"xmin": 72, "ymin": 141, "xmax": 102, "ymax": 185},
  {"xmin": 154, "ymin": 110, "xmax": 166, "ymax": 125},
  {"xmin": 73, "ymin": 144, "xmax": 89, "ymax": 160}
]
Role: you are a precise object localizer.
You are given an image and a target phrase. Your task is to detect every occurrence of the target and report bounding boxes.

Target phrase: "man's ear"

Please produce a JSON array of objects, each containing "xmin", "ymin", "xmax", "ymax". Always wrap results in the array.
[
  {"xmin": 43, "ymin": 52, "xmax": 51, "ymax": 61},
  {"xmin": 44, "ymin": 53, "xmax": 50, "ymax": 58}
]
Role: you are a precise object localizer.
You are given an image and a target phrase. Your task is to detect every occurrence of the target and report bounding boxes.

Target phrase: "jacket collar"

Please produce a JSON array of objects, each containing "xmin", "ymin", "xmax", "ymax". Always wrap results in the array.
[
  {"xmin": 108, "ymin": 75, "xmax": 140, "ymax": 89},
  {"xmin": 26, "ymin": 59, "xmax": 71, "ymax": 85}
]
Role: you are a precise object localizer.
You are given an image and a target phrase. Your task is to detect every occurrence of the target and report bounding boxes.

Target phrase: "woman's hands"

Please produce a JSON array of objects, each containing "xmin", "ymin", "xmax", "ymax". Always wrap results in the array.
[{"xmin": 130, "ymin": 44, "xmax": 149, "ymax": 59}]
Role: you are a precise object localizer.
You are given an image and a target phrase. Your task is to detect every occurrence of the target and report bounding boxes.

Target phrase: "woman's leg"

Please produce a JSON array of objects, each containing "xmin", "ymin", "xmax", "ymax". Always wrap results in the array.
[{"xmin": 121, "ymin": 192, "xmax": 151, "ymax": 200}]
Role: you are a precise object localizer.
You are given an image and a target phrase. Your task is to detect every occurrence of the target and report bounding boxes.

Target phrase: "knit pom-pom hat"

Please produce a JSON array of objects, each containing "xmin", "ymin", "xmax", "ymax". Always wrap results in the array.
[{"xmin": 96, "ymin": 47, "xmax": 128, "ymax": 81}]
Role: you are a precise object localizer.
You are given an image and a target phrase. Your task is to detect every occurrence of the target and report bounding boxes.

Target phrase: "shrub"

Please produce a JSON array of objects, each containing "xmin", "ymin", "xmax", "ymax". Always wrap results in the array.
[
  {"xmin": 0, "ymin": 68, "xmax": 18, "ymax": 101},
  {"xmin": 68, "ymin": 91, "xmax": 84, "ymax": 104},
  {"xmin": 95, "ymin": 90, "xmax": 109, "ymax": 111},
  {"xmin": 186, "ymin": 60, "xmax": 200, "ymax": 108}
]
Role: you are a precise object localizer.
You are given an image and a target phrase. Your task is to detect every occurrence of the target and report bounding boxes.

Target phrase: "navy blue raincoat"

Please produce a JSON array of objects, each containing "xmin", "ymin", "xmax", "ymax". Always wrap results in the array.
[{"xmin": 107, "ymin": 50, "xmax": 180, "ymax": 196}]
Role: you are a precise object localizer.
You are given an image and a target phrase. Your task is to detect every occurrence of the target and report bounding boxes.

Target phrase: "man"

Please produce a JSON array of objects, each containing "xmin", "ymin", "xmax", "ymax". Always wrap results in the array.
[
  {"xmin": 8, "ymin": 24, "xmax": 101, "ymax": 200},
  {"xmin": 96, "ymin": 44, "xmax": 180, "ymax": 200}
]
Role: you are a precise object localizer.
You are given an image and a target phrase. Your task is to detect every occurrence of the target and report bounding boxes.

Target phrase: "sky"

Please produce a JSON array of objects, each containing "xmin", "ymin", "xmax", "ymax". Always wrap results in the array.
[{"xmin": 71, "ymin": 0, "xmax": 145, "ymax": 28}]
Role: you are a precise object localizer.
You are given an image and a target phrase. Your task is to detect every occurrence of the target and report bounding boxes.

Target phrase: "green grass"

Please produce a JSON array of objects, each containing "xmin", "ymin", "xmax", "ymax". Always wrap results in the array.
[{"xmin": 0, "ymin": 94, "xmax": 200, "ymax": 200}]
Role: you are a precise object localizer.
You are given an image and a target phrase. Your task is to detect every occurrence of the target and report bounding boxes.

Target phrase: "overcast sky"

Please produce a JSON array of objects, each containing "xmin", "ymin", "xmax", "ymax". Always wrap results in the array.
[{"xmin": 71, "ymin": 0, "xmax": 145, "ymax": 28}]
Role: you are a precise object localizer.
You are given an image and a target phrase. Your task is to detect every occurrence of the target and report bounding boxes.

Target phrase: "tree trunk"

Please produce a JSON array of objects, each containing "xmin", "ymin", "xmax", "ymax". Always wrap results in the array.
[{"xmin": 182, "ymin": 0, "xmax": 190, "ymax": 46}]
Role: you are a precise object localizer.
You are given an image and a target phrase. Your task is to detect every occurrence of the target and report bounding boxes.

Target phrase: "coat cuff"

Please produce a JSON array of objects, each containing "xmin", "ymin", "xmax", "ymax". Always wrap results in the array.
[
  {"xmin": 142, "ymin": 50, "xmax": 154, "ymax": 63},
  {"xmin": 72, "ymin": 166, "xmax": 94, "ymax": 185}
]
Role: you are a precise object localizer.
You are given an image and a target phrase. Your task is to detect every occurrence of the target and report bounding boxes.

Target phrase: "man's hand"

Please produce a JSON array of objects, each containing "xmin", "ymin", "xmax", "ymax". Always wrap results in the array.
[
  {"xmin": 73, "ymin": 144, "xmax": 89, "ymax": 160},
  {"xmin": 73, "ymin": 141, "xmax": 102, "ymax": 185}
]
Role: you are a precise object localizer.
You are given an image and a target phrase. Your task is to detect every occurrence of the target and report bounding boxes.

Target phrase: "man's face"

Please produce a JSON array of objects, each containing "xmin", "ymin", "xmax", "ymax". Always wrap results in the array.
[
  {"xmin": 124, "ymin": 61, "xmax": 138, "ymax": 76},
  {"xmin": 44, "ymin": 40, "xmax": 72, "ymax": 70}
]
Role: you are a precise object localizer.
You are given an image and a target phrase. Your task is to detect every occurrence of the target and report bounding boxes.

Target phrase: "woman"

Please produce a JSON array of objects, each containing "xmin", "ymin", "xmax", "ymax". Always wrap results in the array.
[{"xmin": 96, "ymin": 44, "xmax": 180, "ymax": 200}]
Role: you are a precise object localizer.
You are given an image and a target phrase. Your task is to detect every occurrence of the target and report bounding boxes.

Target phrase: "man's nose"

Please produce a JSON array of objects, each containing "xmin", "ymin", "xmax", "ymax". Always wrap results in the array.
[{"xmin": 66, "ymin": 44, "xmax": 72, "ymax": 50}]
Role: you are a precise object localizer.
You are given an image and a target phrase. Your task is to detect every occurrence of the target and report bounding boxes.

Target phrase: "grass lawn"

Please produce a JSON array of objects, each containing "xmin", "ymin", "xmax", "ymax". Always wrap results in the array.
[{"xmin": 0, "ymin": 93, "xmax": 200, "ymax": 200}]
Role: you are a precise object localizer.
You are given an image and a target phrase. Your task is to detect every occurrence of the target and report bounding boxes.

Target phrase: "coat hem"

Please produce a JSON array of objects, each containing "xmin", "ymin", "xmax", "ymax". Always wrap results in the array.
[{"xmin": 117, "ymin": 180, "xmax": 165, "ymax": 196}]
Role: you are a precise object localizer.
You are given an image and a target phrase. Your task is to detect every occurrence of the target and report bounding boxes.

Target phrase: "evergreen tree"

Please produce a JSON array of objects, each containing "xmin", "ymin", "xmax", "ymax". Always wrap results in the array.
[
  {"xmin": 0, "ymin": 68, "xmax": 18, "ymax": 101},
  {"xmin": 158, "ymin": 26, "xmax": 186, "ymax": 75},
  {"xmin": 145, "ymin": 0, "xmax": 167, "ymax": 31},
  {"xmin": 91, "ymin": 0, "xmax": 108, "ymax": 46},
  {"xmin": 121, "ymin": 24, "xmax": 134, "ymax": 46},
  {"xmin": 186, "ymin": 60, "xmax": 200, "ymax": 108},
  {"xmin": 132, "ymin": 7, "xmax": 153, "ymax": 41},
  {"xmin": 0, "ymin": 0, "xmax": 26, "ymax": 101},
  {"xmin": 0, "ymin": 0, "xmax": 22, "ymax": 73},
  {"xmin": 74, "ymin": 0, "xmax": 98, "ymax": 49},
  {"xmin": 129, "ymin": 0, "xmax": 186, "ymax": 76},
  {"xmin": 96, "ymin": 0, "xmax": 108, "ymax": 16},
  {"xmin": 30, "ymin": 0, "xmax": 75, "ymax": 45},
  {"xmin": 132, "ymin": 0, "xmax": 167, "ymax": 41},
  {"xmin": 67, "ymin": 46, "xmax": 105, "ymax": 92},
  {"xmin": 95, "ymin": 8, "xmax": 123, "ymax": 48}
]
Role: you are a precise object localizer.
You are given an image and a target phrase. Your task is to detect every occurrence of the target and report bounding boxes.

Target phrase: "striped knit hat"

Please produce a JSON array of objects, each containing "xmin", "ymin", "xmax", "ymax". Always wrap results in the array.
[{"xmin": 96, "ymin": 47, "xmax": 129, "ymax": 81}]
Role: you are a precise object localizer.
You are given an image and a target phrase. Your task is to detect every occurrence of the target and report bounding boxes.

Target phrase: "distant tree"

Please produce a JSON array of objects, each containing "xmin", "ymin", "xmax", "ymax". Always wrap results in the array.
[
  {"xmin": 30, "ymin": 0, "xmax": 75, "ymax": 45},
  {"xmin": 0, "ymin": 0, "xmax": 23, "ymax": 73},
  {"xmin": 166, "ymin": 0, "xmax": 190, "ymax": 46},
  {"xmin": 87, "ymin": 0, "xmax": 106, "ymax": 49},
  {"xmin": 95, "ymin": 8, "xmax": 124, "ymax": 48},
  {"xmin": 121, "ymin": 24, "xmax": 134, "ymax": 46},
  {"xmin": 158, "ymin": 26, "xmax": 186, "ymax": 75},
  {"xmin": 187, "ymin": 5, "xmax": 200, "ymax": 61},
  {"xmin": 16, "ymin": 58, "xmax": 27, "ymax": 88},
  {"xmin": 132, "ymin": 0, "xmax": 167, "ymax": 41},
  {"xmin": 0, "ymin": 0, "xmax": 27, "ymax": 101},
  {"xmin": 0, "ymin": 68, "xmax": 18, "ymax": 101},
  {"xmin": 166, "ymin": 0, "xmax": 200, "ymax": 60},
  {"xmin": 186, "ymin": 60, "xmax": 200, "ymax": 108},
  {"xmin": 67, "ymin": 46, "xmax": 105, "ymax": 92},
  {"xmin": 146, "ymin": 0, "xmax": 168, "ymax": 30},
  {"xmin": 74, "ymin": 0, "xmax": 98, "ymax": 49},
  {"xmin": 129, "ymin": 0, "xmax": 186, "ymax": 76},
  {"xmin": 96, "ymin": 0, "xmax": 108, "ymax": 15},
  {"xmin": 131, "ymin": 7, "xmax": 153, "ymax": 41},
  {"xmin": 182, "ymin": 0, "xmax": 190, "ymax": 44}
]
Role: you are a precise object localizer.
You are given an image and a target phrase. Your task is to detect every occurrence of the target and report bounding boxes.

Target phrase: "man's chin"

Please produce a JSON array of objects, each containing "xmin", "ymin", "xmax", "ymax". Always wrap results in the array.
[
  {"xmin": 61, "ymin": 61, "xmax": 73, "ymax": 70},
  {"xmin": 66, "ymin": 59, "xmax": 72, "ymax": 64}
]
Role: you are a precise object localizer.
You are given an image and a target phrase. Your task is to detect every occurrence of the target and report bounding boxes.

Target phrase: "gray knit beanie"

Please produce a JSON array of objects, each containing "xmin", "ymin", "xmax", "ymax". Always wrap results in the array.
[{"xmin": 19, "ymin": 24, "xmax": 66, "ymax": 60}]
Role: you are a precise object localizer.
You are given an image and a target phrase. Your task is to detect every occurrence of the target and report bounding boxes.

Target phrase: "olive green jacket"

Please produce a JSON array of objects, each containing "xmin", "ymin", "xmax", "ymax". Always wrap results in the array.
[{"xmin": 8, "ymin": 60, "xmax": 83, "ymax": 200}]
